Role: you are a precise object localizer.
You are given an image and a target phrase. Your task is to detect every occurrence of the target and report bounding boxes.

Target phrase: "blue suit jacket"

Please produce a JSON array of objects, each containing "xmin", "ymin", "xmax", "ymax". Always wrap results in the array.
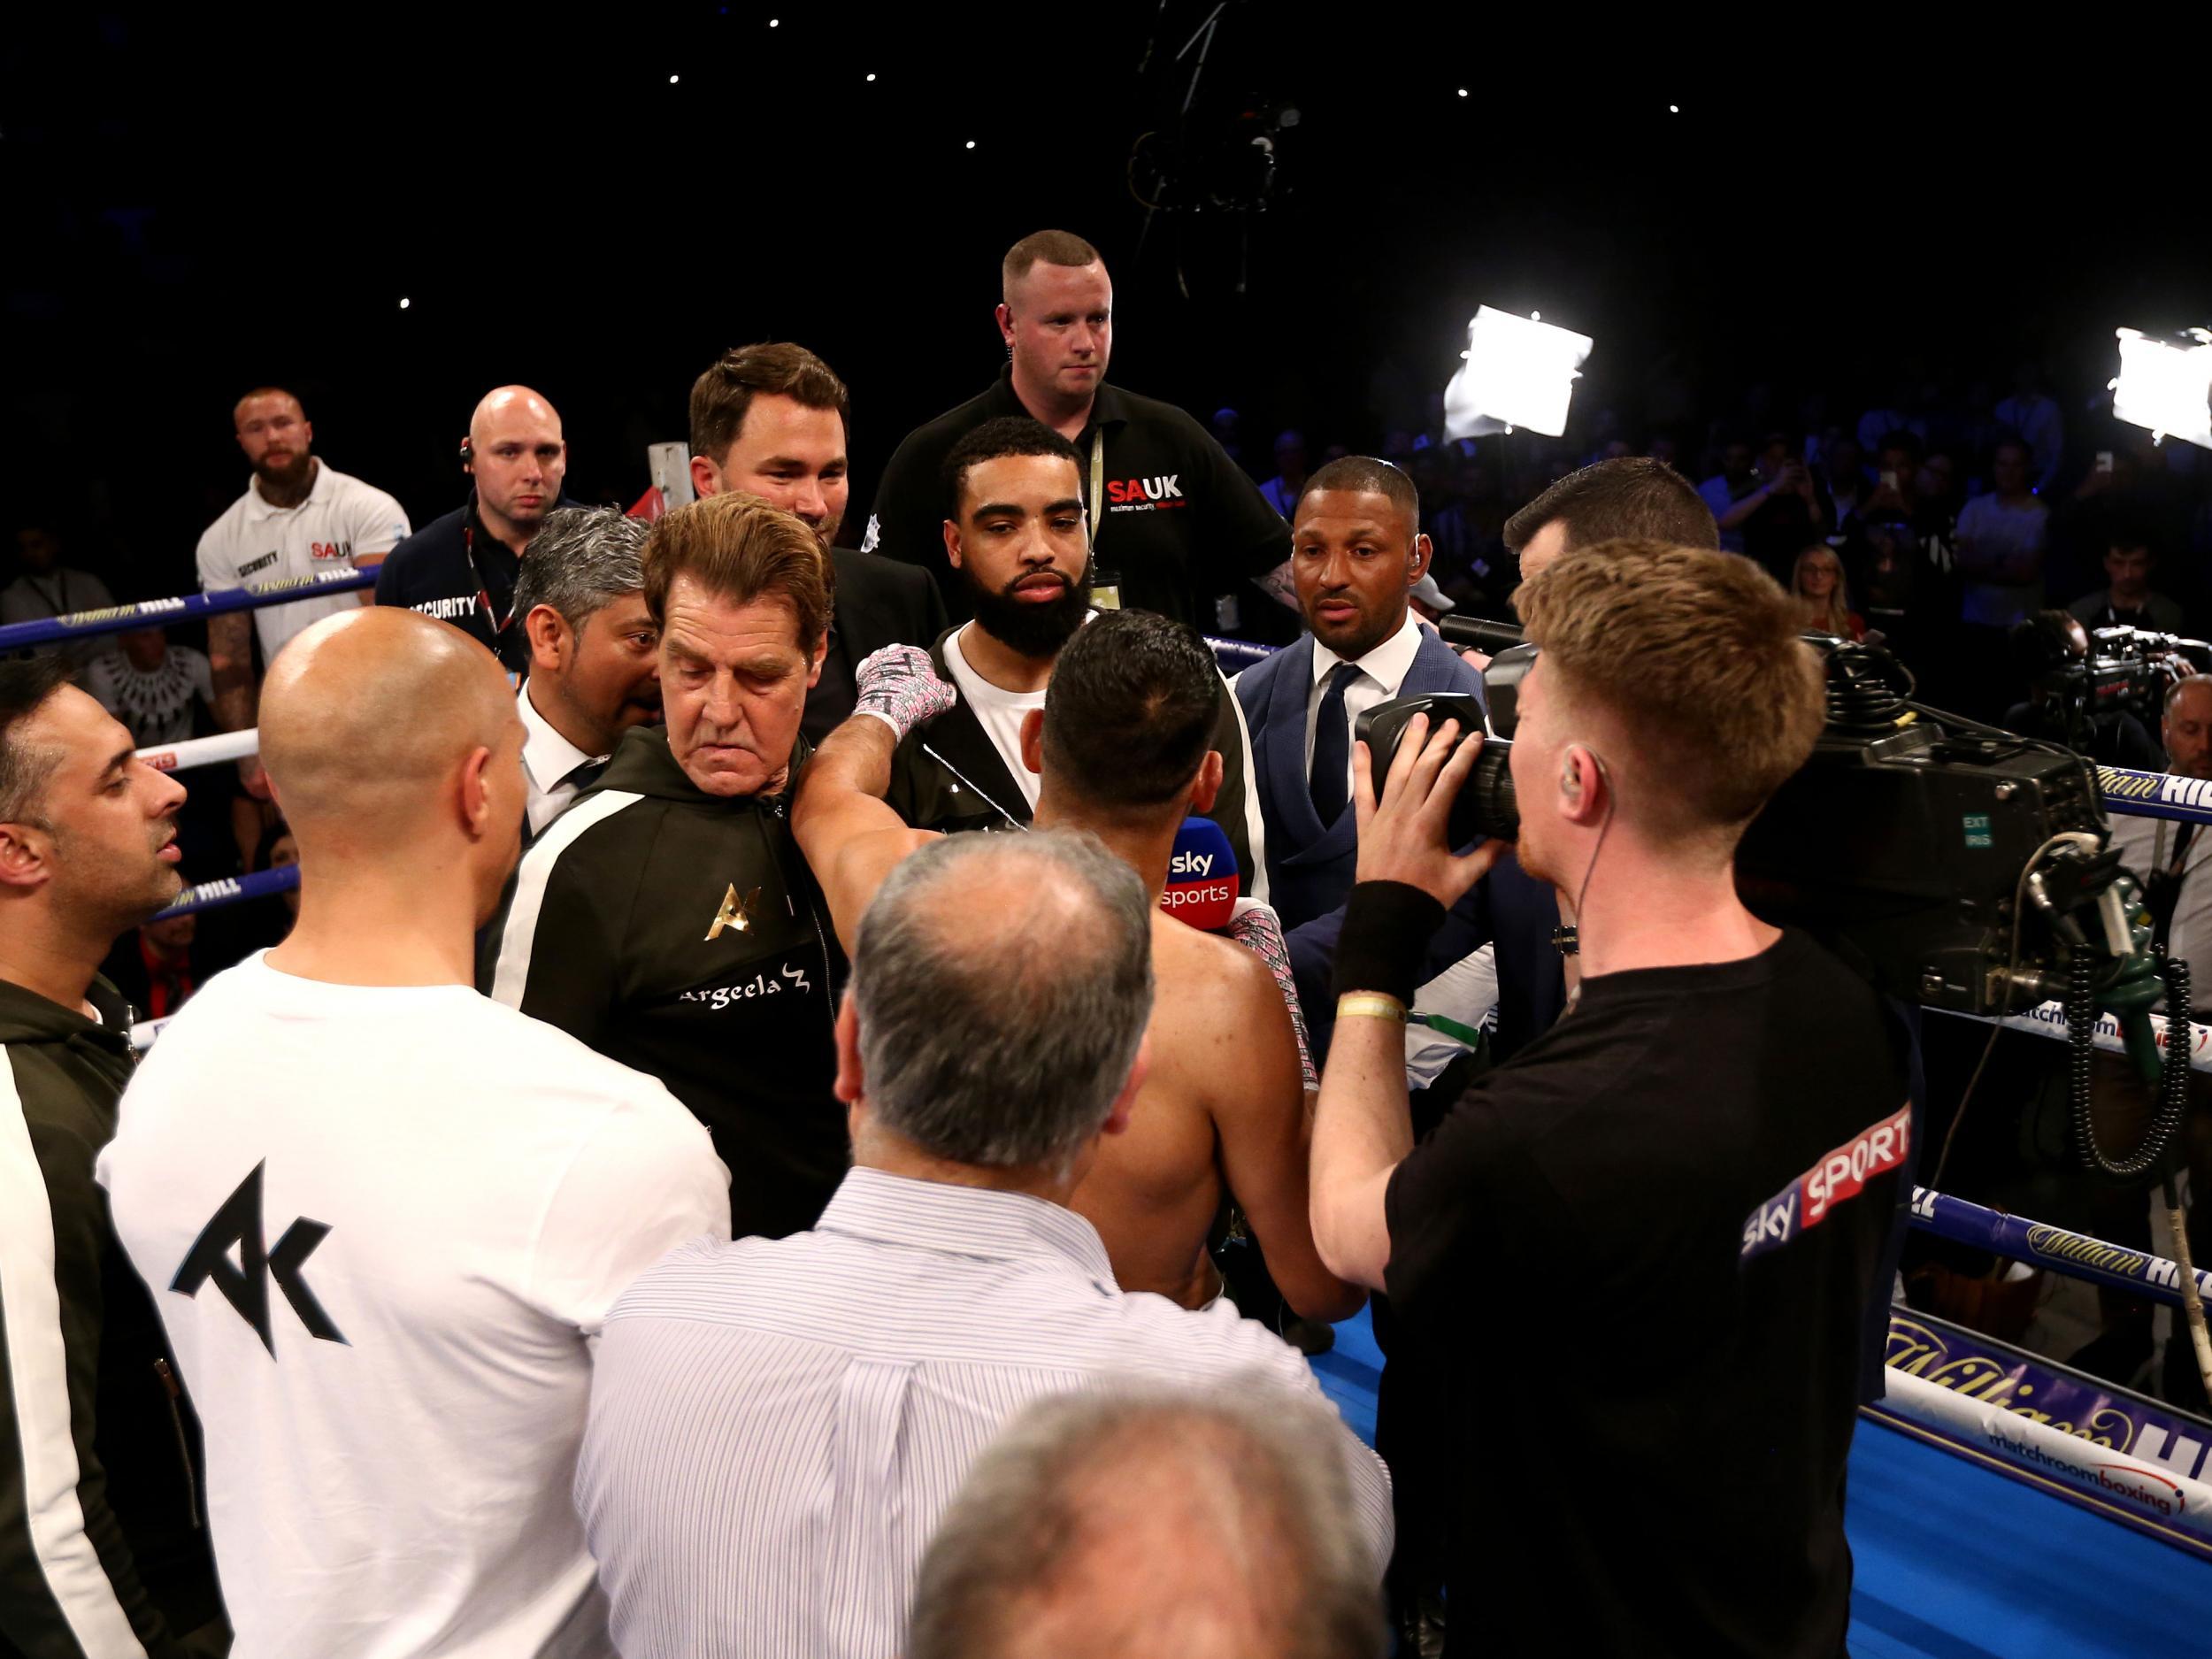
[{"xmin": 1236, "ymin": 626, "xmax": 1483, "ymax": 930}]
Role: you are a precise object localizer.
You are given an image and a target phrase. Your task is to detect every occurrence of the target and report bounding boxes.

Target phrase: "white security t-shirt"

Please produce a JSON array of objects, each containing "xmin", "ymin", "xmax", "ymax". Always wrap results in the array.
[
  {"xmin": 196, "ymin": 463, "xmax": 412, "ymax": 664},
  {"xmin": 96, "ymin": 954, "xmax": 730, "ymax": 1659},
  {"xmin": 942, "ymin": 623, "xmax": 1048, "ymax": 810}
]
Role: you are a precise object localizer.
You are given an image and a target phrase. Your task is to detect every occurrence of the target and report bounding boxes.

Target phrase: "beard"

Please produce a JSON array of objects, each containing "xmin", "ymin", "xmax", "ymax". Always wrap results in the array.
[
  {"xmin": 964, "ymin": 560, "xmax": 1092, "ymax": 660},
  {"xmin": 1512, "ymin": 832, "xmax": 1553, "ymax": 890},
  {"xmin": 253, "ymin": 449, "xmax": 314, "ymax": 494}
]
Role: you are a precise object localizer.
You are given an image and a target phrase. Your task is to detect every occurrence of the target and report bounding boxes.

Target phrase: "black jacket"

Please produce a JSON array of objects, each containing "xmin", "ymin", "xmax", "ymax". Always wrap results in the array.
[
  {"xmin": 480, "ymin": 725, "xmax": 847, "ymax": 1241},
  {"xmin": 373, "ymin": 493, "xmax": 588, "ymax": 675},
  {"xmin": 885, "ymin": 625, "xmax": 1269, "ymax": 900},
  {"xmin": 0, "ymin": 977, "xmax": 224, "ymax": 1658},
  {"xmin": 803, "ymin": 548, "xmax": 950, "ymax": 747}
]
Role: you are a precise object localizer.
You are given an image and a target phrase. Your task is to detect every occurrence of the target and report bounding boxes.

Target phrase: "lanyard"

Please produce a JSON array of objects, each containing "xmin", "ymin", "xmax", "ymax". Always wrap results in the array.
[
  {"xmin": 1087, "ymin": 427, "xmax": 1105, "ymax": 549},
  {"xmin": 460, "ymin": 523, "xmax": 518, "ymax": 639}
]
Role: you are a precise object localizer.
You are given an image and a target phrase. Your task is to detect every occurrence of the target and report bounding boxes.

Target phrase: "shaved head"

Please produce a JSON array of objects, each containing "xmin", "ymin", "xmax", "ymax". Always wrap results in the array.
[
  {"xmin": 465, "ymin": 386, "xmax": 569, "ymax": 543},
  {"xmin": 260, "ymin": 608, "xmax": 520, "ymax": 842},
  {"xmin": 469, "ymin": 384, "xmax": 560, "ymax": 448}
]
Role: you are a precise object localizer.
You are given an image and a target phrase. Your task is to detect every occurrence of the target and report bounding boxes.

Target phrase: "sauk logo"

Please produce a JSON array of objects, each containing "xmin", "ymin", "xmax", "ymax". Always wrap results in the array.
[
  {"xmin": 1104, "ymin": 475, "xmax": 1188, "ymax": 512},
  {"xmin": 309, "ymin": 541, "xmax": 352, "ymax": 561}
]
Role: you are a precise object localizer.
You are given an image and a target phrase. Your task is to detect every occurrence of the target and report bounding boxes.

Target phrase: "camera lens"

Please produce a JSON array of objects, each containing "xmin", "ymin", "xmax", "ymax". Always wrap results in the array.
[{"xmin": 1457, "ymin": 739, "xmax": 1518, "ymax": 846}]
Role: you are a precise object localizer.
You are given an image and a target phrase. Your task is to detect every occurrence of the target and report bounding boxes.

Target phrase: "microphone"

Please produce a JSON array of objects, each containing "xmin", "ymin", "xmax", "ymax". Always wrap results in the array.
[
  {"xmin": 1160, "ymin": 816, "xmax": 1240, "ymax": 933},
  {"xmin": 1437, "ymin": 613, "xmax": 1525, "ymax": 656}
]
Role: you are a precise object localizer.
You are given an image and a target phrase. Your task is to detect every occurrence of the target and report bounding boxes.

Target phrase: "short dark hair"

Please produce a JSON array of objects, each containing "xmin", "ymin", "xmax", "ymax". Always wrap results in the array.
[
  {"xmin": 942, "ymin": 417, "xmax": 1083, "ymax": 521},
  {"xmin": 0, "ymin": 655, "xmax": 76, "ymax": 825},
  {"xmin": 641, "ymin": 493, "xmax": 833, "ymax": 650},
  {"xmin": 232, "ymin": 386, "xmax": 303, "ymax": 426},
  {"xmin": 1042, "ymin": 610, "xmax": 1219, "ymax": 816},
  {"xmin": 1002, "ymin": 230, "xmax": 1102, "ymax": 299},
  {"xmin": 1877, "ymin": 430, "xmax": 1923, "ymax": 463},
  {"xmin": 1502, "ymin": 457, "xmax": 1717, "ymax": 554},
  {"xmin": 687, "ymin": 342, "xmax": 849, "ymax": 472},
  {"xmin": 1295, "ymin": 457, "xmax": 1420, "ymax": 534}
]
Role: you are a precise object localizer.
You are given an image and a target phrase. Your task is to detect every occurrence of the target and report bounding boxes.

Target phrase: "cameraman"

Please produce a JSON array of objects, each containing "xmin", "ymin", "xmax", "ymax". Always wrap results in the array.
[
  {"xmin": 2115, "ymin": 675, "xmax": 2212, "ymax": 964},
  {"xmin": 1310, "ymin": 540, "xmax": 1910, "ymax": 1656},
  {"xmin": 2001, "ymin": 610, "xmax": 2162, "ymax": 769}
]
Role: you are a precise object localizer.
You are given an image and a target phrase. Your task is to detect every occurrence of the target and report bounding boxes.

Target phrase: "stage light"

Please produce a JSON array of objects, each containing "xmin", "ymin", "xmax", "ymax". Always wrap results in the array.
[
  {"xmin": 1442, "ymin": 306, "xmax": 1594, "ymax": 440},
  {"xmin": 964, "ymin": 140, "xmax": 976, "ymax": 150},
  {"xmin": 668, "ymin": 74, "xmax": 680, "ymax": 84},
  {"xmin": 398, "ymin": 297, "xmax": 411, "ymax": 310},
  {"xmin": 769, "ymin": 16, "xmax": 780, "ymax": 25},
  {"xmin": 865, "ymin": 72, "xmax": 877, "ymax": 81},
  {"xmin": 1456, "ymin": 88, "xmax": 1469, "ymax": 97},
  {"xmin": 1669, "ymin": 104, "xmax": 1680, "ymax": 112},
  {"xmin": 2111, "ymin": 327, "xmax": 2212, "ymax": 451}
]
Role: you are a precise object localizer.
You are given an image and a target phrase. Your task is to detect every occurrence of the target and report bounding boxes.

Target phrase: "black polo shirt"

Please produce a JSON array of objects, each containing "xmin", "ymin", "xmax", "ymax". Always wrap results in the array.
[
  {"xmin": 373, "ymin": 493, "xmax": 585, "ymax": 674},
  {"xmin": 861, "ymin": 367, "xmax": 1289, "ymax": 627}
]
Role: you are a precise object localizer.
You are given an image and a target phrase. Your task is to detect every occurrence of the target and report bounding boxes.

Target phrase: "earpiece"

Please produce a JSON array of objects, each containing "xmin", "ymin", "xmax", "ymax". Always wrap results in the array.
[{"xmin": 458, "ymin": 436, "xmax": 473, "ymax": 471}]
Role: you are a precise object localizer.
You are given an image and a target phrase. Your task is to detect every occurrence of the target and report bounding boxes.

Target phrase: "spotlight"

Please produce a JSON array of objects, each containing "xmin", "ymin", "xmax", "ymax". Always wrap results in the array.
[
  {"xmin": 964, "ymin": 140, "xmax": 976, "ymax": 150},
  {"xmin": 398, "ymin": 297, "xmax": 411, "ymax": 310},
  {"xmin": 668, "ymin": 74, "xmax": 680, "ymax": 84},
  {"xmin": 865, "ymin": 72, "xmax": 877, "ymax": 81},
  {"xmin": 769, "ymin": 16, "xmax": 779, "ymax": 24},
  {"xmin": 1669, "ymin": 104, "xmax": 1680, "ymax": 112},
  {"xmin": 1456, "ymin": 88, "xmax": 1469, "ymax": 97},
  {"xmin": 1442, "ymin": 306, "xmax": 1594, "ymax": 440},
  {"xmin": 2111, "ymin": 327, "xmax": 2212, "ymax": 451}
]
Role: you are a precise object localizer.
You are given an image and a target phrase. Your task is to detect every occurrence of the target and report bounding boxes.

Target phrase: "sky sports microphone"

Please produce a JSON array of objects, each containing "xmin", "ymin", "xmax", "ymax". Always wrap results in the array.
[{"xmin": 1161, "ymin": 815, "xmax": 1240, "ymax": 932}]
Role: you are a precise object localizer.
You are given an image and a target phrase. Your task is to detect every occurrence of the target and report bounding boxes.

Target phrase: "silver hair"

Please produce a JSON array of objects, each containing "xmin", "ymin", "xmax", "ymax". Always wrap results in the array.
[
  {"xmin": 511, "ymin": 506, "xmax": 649, "ymax": 632},
  {"xmin": 907, "ymin": 1380, "xmax": 1386, "ymax": 1659},
  {"xmin": 852, "ymin": 828, "xmax": 1154, "ymax": 1171}
]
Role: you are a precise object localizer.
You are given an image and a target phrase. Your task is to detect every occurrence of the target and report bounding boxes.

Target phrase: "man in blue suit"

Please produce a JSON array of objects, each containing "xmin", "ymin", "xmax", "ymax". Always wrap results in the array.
[
  {"xmin": 1233, "ymin": 456, "xmax": 1490, "ymax": 1652},
  {"xmin": 1235, "ymin": 456, "xmax": 1482, "ymax": 930}
]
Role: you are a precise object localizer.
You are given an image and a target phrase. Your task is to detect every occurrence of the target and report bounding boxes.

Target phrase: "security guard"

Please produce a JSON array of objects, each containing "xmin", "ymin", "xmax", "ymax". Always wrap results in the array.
[
  {"xmin": 862, "ymin": 229, "xmax": 1294, "ymax": 633},
  {"xmin": 483, "ymin": 494, "xmax": 845, "ymax": 1239},
  {"xmin": 376, "ymin": 385, "xmax": 581, "ymax": 676}
]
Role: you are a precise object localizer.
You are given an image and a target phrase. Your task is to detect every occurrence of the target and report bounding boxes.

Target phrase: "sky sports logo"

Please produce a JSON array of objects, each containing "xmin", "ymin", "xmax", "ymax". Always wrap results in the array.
[{"xmin": 1740, "ymin": 1103, "xmax": 1912, "ymax": 1261}]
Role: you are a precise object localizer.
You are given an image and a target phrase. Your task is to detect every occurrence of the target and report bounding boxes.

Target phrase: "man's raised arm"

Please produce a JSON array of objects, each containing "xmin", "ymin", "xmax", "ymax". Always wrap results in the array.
[
  {"xmin": 792, "ymin": 644, "xmax": 955, "ymax": 954},
  {"xmin": 1309, "ymin": 716, "xmax": 1501, "ymax": 1290}
]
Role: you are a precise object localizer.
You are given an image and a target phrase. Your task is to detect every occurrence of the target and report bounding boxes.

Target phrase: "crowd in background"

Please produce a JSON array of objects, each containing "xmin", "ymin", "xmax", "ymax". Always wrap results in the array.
[{"xmin": 15, "ymin": 349, "xmax": 2208, "ymax": 1025}]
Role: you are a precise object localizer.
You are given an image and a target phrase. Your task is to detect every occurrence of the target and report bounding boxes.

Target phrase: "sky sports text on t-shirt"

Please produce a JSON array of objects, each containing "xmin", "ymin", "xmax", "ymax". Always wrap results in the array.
[{"xmin": 1740, "ymin": 1102, "xmax": 1912, "ymax": 1261}]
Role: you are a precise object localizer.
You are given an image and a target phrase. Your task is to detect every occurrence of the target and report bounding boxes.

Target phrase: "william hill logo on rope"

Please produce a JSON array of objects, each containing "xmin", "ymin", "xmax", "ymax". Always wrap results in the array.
[
  {"xmin": 1104, "ymin": 475, "xmax": 1187, "ymax": 511},
  {"xmin": 1740, "ymin": 1103, "xmax": 1912, "ymax": 1260}
]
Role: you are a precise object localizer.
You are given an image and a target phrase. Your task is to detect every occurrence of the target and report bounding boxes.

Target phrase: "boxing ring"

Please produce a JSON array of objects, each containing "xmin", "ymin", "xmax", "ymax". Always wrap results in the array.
[{"xmin": 20, "ymin": 581, "xmax": 2212, "ymax": 1646}]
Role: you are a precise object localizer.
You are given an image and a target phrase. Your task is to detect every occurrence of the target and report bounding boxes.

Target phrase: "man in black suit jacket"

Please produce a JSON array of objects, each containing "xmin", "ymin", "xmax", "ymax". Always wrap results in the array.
[{"xmin": 687, "ymin": 342, "xmax": 947, "ymax": 744}]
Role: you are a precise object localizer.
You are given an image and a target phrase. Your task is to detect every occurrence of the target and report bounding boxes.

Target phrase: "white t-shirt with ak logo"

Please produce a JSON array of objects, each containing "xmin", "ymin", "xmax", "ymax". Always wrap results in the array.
[{"xmin": 97, "ymin": 953, "xmax": 730, "ymax": 1658}]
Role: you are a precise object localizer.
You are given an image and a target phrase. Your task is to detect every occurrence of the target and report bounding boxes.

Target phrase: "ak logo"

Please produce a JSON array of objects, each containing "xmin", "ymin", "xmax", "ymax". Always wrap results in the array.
[
  {"xmin": 171, "ymin": 1162, "xmax": 347, "ymax": 1355},
  {"xmin": 706, "ymin": 884, "xmax": 761, "ymax": 941}
]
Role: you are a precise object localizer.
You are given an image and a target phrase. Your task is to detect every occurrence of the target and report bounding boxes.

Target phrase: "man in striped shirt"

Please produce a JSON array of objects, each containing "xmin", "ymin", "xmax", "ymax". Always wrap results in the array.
[{"xmin": 575, "ymin": 830, "xmax": 1389, "ymax": 1659}]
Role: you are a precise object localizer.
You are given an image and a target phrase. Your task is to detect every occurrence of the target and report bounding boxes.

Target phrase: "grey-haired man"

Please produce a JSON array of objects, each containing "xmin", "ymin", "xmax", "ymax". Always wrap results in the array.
[
  {"xmin": 512, "ymin": 506, "xmax": 664, "ymax": 838},
  {"xmin": 574, "ymin": 830, "xmax": 1388, "ymax": 1659}
]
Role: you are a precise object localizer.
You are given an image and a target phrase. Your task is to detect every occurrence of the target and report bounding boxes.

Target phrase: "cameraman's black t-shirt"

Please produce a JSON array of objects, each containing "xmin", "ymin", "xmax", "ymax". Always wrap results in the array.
[{"xmin": 1384, "ymin": 927, "xmax": 1909, "ymax": 1658}]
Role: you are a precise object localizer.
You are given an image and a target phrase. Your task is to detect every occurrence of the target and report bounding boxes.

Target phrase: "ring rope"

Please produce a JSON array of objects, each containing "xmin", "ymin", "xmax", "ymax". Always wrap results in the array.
[
  {"xmin": 135, "ymin": 730, "xmax": 259, "ymax": 772},
  {"xmin": 0, "ymin": 568, "xmax": 375, "ymax": 651},
  {"xmin": 150, "ymin": 864, "xmax": 298, "ymax": 922}
]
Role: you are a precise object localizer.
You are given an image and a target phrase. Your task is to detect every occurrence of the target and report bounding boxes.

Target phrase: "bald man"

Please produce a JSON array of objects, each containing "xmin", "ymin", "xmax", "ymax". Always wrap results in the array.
[
  {"xmin": 198, "ymin": 384, "xmax": 412, "ymax": 799},
  {"xmin": 376, "ymin": 385, "xmax": 579, "ymax": 673},
  {"xmin": 99, "ymin": 608, "xmax": 727, "ymax": 1657}
]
